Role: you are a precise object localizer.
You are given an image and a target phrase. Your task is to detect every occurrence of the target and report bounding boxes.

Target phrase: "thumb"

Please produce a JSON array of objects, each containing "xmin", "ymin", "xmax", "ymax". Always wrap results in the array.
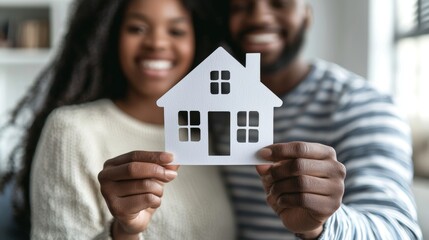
[{"xmin": 255, "ymin": 165, "xmax": 271, "ymax": 176}]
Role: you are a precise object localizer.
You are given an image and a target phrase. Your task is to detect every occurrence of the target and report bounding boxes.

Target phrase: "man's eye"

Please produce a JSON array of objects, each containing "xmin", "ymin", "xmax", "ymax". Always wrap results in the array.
[
  {"xmin": 271, "ymin": 0, "xmax": 293, "ymax": 9},
  {"xmin": 230, "ymin": 2, "xmax": 249, "ymax": 13}
]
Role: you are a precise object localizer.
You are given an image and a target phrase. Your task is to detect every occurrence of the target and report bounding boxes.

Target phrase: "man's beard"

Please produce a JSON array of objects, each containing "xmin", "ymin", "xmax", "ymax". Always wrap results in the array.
[{"xmin": 227, "ymin": 22, "xmax": 306, "ymax": 75}]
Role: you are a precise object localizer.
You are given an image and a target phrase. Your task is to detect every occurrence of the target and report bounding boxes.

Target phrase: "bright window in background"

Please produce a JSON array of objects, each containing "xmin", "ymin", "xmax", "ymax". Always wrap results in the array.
[{"xmin": 395, "ymin": 0, "xmax": 429, "ymax": 119}]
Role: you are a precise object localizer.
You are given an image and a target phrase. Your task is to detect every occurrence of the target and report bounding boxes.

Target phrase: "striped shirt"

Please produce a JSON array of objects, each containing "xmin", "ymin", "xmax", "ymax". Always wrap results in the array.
[{"xmin": 216, "ymin": 60, "xmax": 423, "ymax": 240}]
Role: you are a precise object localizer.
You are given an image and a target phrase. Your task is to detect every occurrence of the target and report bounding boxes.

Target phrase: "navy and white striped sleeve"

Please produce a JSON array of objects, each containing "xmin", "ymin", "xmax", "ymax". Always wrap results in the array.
[{"xmin": 321, "ymin": 80, "xmax": 422, "ymax": 239}]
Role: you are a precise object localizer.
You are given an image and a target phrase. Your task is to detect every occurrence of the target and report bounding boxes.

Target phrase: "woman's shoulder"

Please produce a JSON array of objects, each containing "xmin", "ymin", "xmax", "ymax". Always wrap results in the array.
[{"xmin": 46, "ymin": 99, "xmax": 114, "ymax": 129}]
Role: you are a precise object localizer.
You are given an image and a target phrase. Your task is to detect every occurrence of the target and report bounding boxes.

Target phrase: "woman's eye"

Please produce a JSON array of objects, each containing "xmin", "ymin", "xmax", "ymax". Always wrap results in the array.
[
  {"xmin": 170, "ymin": 28, "xmax": 187, "ymax": 37},
  {"xmin": 126, "ymin": 25, "xmax": 147, "ymax": 34}
]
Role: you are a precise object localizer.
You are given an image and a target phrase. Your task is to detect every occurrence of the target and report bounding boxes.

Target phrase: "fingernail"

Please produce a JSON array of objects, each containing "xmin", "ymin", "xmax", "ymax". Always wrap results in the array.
[
  {"xmin": 258, "ymin": 148, "xmax": 272, "ymax": 159},
  {"xmin": 165, "ymin": 169, "xmax": 178, "ymax": 180},
  {"xmin": 160, "ymin": 153, "xmax": 174, "ymax": 163}
]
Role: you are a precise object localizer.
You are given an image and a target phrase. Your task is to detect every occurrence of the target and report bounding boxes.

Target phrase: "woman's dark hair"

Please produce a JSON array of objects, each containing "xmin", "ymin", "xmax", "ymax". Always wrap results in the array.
[{"xmin": 0, "ymin": 0, "xmax": 221, "ymax": 236}]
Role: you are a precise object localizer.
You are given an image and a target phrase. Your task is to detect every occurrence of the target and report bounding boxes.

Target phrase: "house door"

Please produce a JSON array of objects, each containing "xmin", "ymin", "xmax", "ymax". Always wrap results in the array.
[{"xmin": 208, "ymin": 111, "xmax": 230, "ymax": 156}]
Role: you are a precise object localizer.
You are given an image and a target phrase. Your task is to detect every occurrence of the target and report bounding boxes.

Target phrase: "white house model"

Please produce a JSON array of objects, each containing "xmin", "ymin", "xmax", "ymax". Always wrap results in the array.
[{"xmin": 157, "ymin": 47, "xmax": 283, "ymax": 165}]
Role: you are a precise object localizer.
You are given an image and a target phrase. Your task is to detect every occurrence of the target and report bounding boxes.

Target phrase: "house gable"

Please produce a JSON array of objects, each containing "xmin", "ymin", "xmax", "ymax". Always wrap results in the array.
[{"xmin": 157, "ymin": 47, "xmax": 282, "ymax": 109}]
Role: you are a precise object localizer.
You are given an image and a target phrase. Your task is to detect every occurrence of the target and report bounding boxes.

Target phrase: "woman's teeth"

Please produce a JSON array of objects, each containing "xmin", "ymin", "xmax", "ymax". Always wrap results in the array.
[{"xmin": 142, "ymin": 60, "xmax": 172, "ymax": 70}]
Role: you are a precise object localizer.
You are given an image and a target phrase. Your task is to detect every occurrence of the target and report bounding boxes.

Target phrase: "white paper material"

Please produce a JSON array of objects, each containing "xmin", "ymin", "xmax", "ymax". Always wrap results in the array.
[{"xmin": 157, "ymin": 47, "xmax": 283, "ymax": 165}]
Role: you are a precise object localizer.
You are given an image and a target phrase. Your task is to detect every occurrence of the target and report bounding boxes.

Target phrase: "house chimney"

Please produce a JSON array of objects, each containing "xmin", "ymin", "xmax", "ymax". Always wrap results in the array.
[{"xmin": 246, "ymin": 53, "xmax": 260, "ymax": 80}]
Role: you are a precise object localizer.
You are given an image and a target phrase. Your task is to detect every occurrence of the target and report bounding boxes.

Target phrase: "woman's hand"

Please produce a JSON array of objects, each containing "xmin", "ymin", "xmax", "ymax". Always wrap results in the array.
[
  {"xmin": 256, "ymin": 142, "xmax": 346, "ymax": 239},
  {"xmin": 98, "ymin": 151, "xmax": 179, "ymax": 240}
]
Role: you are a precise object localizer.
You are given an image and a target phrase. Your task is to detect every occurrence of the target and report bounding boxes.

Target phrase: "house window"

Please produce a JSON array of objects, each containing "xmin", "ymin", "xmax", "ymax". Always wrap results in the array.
[
  {"xmin": 210, "ymin": 70, "xmax": 230, "ymax": 95},
  {"xmin": 237, "ymin": 111, "xmax": 259, "ymax": 143},
  {"xmin": 178, "ymin": 111, "xmax": 201, "ymax": 142},
  {"xmin": 394, "ymin": 0, "xmax": 429, "ymax": 119}
]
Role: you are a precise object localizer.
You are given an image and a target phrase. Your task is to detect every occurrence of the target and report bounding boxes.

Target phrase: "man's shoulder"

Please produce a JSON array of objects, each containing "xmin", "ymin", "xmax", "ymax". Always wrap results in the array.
[
  {"xmin": 312, "ymin": 59, "xmax": 386, "ymax": 96},
  {"xmin": 313, "ymin": 60, "xmax": 365, "ymax": 85}
]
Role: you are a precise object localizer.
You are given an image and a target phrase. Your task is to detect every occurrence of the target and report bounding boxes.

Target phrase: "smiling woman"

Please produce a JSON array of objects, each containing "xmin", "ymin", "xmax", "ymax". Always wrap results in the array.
[{"xmin": 0, "ymin": 0, "xmax": 233, "ymax": 239}]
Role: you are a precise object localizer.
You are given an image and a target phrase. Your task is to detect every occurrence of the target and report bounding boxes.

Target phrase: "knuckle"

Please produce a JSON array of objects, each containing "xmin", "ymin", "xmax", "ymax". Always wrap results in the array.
[
  {"xmin": 336, "ymin": 179, "xmax": 345, "ymax": 196},
  {"xmin": 327, "ymin": 146, "xmax": 336, "ymax": 158},
  {"xmin": 270, "ymin": 184, "xmax": 280, "ymax": 197},
  {"xmin": 291, "ymin": 158, "xmax": 305, "ymax": 175},
  {"xmin": 139, "ymin": 180, "xmax": 163, "ymax": 196},
  {"xmin": 336, "ymin": 162, "xmax": 347, "ymax": 178},
  {"xmin": 333, "ymin": 199, "xmax": 342, "ymax": 211},
  {"xmin": 99, "ymin": 183, "xmax": 111, "ymax": 198},
  {"xmin": 144, "ymin": 194, "xmax": 161, "ymax": 208},
  {"xmin": 276, "ymin": 194, "xmax": 289, "ymax": 206},
  {"xmin": 147, "ymin": 152, "xmax": 160, "ymax": 163},
  {"xmin": 266, "ymin": 193, "xmax": 276, "ymax": 206},
  {"xmin": 130, "ymin": 151, "xmax": 142, "ymax": 162},
  {"xmin": 97, "ymin": 171, "xmax": 105, "ymax": 182},
  {"xmin": 295, "ymin": 176, "xmax": 307, "ymax": 189},
  {"xmin": 158, "ymin": 187, "xmax": 164, "ymax": 197},
  {"xmin": 109, "ymin": 199, "xmax": 124, "ymax": 216},
  {"xmin": 132, "ymin": 180, "xmax": 147, "ymax": 192},
  {"xmin": 139, "ymin": 179, "xmax": 152, "ymax": 190},
  {"xmin": 270, "ymin": 164, "xmax": 287, "ymax": 181},
  {"xmin": 297, "ymin": 193, "xmax": 308, "ymax": 206},
  {"xmin": 103, "ymin": 159, "xmax": 112, "ymax": 168},
  {"xmin": 294, "ymin": 142, "xmax": 309, "ymax": 156},
  {"xmin": 99, "ymin": 187, "xmax": 108, "ymax": 199},
  {"xmin": 151, "ymin": 165, "xmax": 164, "ymax": 178},
  {"xmin": 126, "ymin": 162, "xmax": 141, "ymax": 177}
]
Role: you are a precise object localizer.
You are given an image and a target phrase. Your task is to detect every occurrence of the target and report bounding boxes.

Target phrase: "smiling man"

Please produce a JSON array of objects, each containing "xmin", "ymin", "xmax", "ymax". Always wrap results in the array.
[{"xmin": 214, "ymin": 0, "xmax": 423, "ymax": 239}]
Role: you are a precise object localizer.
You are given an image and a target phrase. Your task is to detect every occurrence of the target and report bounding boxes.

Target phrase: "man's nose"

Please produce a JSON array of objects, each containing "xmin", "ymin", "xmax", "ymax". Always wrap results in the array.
[{"xmin": 248, "ymin": 0, "xmax": 275, "ymax": 26}]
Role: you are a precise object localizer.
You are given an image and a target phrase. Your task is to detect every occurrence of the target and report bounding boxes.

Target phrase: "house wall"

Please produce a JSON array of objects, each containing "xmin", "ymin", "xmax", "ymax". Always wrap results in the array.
[{"xmin": 163, "ymin": 107, "xmax": 274, "ymax": 165}]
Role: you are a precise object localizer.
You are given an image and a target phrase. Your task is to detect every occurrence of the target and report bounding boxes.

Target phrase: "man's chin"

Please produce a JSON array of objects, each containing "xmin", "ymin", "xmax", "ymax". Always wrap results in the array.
[{"xmin": 260, "ymin": 55, "xmax": 281, "ymax": 68}]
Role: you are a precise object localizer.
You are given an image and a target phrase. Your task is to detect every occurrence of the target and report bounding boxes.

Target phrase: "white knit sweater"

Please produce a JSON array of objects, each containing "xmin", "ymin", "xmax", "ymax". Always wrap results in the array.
[{"xmin": 30, "ymin": 99, "xmax": 236, "ymax": 240}]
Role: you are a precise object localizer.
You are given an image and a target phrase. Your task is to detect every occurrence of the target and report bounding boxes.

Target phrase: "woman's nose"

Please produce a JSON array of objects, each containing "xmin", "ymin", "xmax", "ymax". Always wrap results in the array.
[{"xmin": 143, "ymin": 28, "xmax": 169, "ymax": 50}]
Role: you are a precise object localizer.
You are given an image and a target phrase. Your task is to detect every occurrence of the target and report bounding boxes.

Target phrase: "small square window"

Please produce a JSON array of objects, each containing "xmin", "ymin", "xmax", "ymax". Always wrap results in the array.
[
  {"xmin": 221, "ymin": 82, "xmax": 230, "ymax": 94},
  {"xmin": 211, "ymin": 71, "xmax": 219, "ymax": 80},
  {"xmin": 249, "ymin": 129, "xmax": 259, "ymax": 143},
  {"xmin": 191, "ymin": 128, "xmax": 201, "ymax": 141},
  {"xmin": 179, "ymin": 128, "xmax": 189, "ymax": 141},
  {"xmin": 221, "ymin": 71, "xmax": 230, "ymax": 80},
  {"xmin": 237, "ymin": 112, "xmax": 247, "ymax": 126},
  {"xmin": 237, "ymin": 129, "xmax": 247, "ymax": 143},
  {"xmin": 249, "ymin": 111, "xmax": 259, "ymax": 127},
  {"xmin": 211, "ymin": 82, "xmax": 219, "ymax": 94},
  {"xmin": 178, "ymin": 111, "xmax": 188, "ymax": 125},
  {"xmin": 190, "ymin": 111, "xmax": 200, "ymax": 125}
]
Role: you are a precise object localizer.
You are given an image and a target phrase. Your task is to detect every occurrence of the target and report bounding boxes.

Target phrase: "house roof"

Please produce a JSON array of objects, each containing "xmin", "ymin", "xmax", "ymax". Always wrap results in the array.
[{"xmin": 157, "ymin": 47, "xmax": 283, "ymax": 109}]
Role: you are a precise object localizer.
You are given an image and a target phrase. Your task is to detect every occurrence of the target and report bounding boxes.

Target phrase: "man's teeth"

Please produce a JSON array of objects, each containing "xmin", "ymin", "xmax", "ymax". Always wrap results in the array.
[
  {"xmin": 247, "ymin": 33, "xmax": 279, "ymax": 44},
  {"xmin": 142, "ymin": 60, "xmax": 172, "ymax": 70}
]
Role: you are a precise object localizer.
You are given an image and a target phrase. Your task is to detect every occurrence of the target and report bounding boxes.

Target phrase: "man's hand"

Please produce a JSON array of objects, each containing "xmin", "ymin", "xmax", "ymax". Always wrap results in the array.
[
  {"xmin": 98, "ymin": 151, "xmax": 179, "ymax": 240},
  {"xmin": 256, "ymin": 142, "xmax": 346, "ymax": 239}
]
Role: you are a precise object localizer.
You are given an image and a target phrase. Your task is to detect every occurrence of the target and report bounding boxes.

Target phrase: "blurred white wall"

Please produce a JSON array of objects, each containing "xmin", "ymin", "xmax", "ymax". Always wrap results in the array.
[
  {"xmin": 304, "ymin": 0, "xmax": 370, "ymax": 79},
  {"xmin": 303, "ymin": 0, "xmax": 394, "ymax": 93},
  {"xmin": 0, "ymin": 0, "xmax": 72, "ymax": 172}
]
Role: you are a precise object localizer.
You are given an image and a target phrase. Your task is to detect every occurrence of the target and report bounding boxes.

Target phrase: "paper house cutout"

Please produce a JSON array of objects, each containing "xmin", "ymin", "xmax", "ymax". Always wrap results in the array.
[{"xmin": 157, "ymin": 47, "xmax": 283, "ymax": 165}]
